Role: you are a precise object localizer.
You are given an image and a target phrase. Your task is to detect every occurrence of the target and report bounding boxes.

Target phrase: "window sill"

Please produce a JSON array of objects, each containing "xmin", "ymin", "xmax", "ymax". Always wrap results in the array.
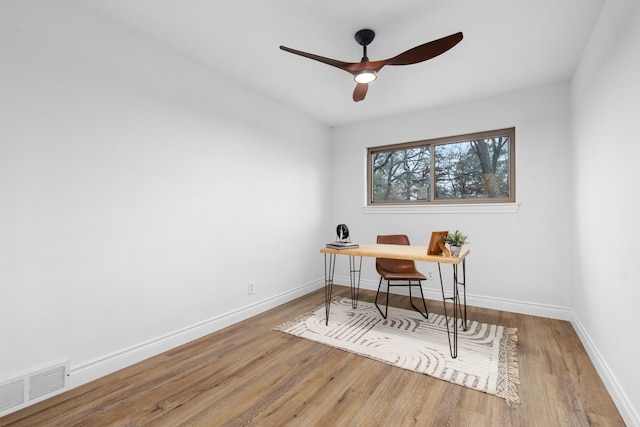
[{"xmin": 363, "ymin": 203, "xmax": 520, "ymax": 214}]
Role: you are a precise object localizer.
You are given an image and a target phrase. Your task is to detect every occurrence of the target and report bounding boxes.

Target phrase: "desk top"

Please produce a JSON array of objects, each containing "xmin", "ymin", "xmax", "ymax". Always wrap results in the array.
[{"xmin": 320, "ymin": 243, "xmax": 469, "ymax": 265}]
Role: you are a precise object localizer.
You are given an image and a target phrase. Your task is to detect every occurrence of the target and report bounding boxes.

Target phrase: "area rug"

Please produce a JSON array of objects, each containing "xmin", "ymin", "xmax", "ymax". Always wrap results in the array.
[{"xmin": 275, "ymin": 298, "xmax": 520, "ymax": 405}]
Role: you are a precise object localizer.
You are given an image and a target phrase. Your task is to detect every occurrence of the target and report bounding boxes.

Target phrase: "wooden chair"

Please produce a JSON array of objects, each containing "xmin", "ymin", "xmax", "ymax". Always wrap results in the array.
[{"xmin": 375, "ymin": 234, "xmax": 429, "ymax": 319}]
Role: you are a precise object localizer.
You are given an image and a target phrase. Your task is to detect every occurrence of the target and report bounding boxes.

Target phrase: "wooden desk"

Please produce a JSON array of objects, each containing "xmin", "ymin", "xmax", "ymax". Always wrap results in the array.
[{"xmin": 320, "ymin": 243, "xmax": 469, "ymax": 358}]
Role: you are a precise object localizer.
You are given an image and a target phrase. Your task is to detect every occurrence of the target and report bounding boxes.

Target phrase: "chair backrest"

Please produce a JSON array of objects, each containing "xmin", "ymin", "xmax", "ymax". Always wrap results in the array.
[
  {"xmin": 376, "ymin": 234, "xmax": 417, "ymax": 275},
  {"xmin": 377, "ymin": 234, "xmax": 410, "ymax": 246}
]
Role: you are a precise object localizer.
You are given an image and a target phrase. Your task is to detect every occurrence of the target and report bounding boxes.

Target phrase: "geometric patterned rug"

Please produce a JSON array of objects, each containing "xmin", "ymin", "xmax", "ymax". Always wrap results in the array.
[{"xmin": 275, "ymin": 297, "xmax": 520, "ymax": 405}]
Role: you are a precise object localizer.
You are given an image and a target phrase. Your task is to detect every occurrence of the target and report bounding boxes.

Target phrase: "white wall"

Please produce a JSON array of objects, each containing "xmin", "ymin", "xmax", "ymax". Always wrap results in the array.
[
  {"xmin": 330, "ymin": 83, "xmax": 573, "ymax": 315},
  {"xmin": 0, "ymin": 0, "xmax": 330, "ymax": 392},
  {"xmin": 571, "ymin": 0, "xmax": 640, "ymax": 424}
]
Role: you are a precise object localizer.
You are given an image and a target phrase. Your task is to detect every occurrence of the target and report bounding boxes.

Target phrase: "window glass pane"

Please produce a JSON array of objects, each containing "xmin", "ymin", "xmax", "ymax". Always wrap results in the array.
[
  {"xmin": 434, "ymin": 137, "xmax": 510, "ymax": 200},
  {"xmin": 367, "ymin": 128, "xmax": 514, "ymax": 205},
  {"xmin": 372, "ymin": 146, "xmax": 430, "ymax": 202}
]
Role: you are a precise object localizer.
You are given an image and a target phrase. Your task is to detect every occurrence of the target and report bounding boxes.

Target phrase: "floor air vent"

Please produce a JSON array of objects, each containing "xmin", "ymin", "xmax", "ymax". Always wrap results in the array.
[
  {"xmin": 0, "ymin": 379, "xmax": 25, "ymax": 412},
  {"xmin": 0, "ymin": 361, "xmax": 69, "ymax": 416}
]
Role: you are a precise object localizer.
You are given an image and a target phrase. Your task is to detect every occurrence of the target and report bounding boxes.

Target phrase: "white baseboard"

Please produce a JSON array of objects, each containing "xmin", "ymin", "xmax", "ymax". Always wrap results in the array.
[
  {"xmin": 336, "ymin": 276, "xmax": 573, "ymax": 321},
  {"xmin": 67, "ymin": 279, "xmax": 324, "ymax": 390},
  {"xmin": 570, "ymin": 310, "xmax": 639, "ymax": 427}
]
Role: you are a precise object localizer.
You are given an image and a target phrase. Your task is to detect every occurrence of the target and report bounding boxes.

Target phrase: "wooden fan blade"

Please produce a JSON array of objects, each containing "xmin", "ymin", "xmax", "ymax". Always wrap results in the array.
[
  {"xmin": 280, "ymin": 45, "xmax": 356, "ymax": 71},
  {"xmin": 353, "ymin": 83, "xmax": 368, "ymax": 102},
  {"xmin": 386, "ymin": 32, "xmax": 463, "ymax": 66}
]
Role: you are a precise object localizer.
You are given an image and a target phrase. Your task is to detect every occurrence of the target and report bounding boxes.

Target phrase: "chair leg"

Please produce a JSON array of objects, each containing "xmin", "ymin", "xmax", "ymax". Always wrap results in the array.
[
  {"xmin": 409, "ymin": 281, "xmax": 429, "ymax": 319},
  {"xmin": 374, "ymin": 277, "xmax": 388, "ymax": 319},
  {"xmin": 384, "ymin": 281, "xmax": 390, "ymax": 319},
  {"xmin": 375, "ymin": 279, "xmax": 428, "ymax": 320}
]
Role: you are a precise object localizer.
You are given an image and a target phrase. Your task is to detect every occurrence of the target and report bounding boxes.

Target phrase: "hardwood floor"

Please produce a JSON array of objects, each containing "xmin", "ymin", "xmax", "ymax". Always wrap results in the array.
[{"xmin": 0, "ymin": 286, "xmax": 625, "ymax": 426}]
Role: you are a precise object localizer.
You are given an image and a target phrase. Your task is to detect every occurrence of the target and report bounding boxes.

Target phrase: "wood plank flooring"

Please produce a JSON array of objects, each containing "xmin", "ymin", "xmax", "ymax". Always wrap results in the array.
[{"xmin": 0, "ymin": 286, "xmax": 625, "ymax": 426}]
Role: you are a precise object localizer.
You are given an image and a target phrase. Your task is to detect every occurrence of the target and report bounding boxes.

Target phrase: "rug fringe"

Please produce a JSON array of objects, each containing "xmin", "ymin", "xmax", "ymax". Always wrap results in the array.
[
  {"xmin": 273, "ymin": 307, "xmax": 318, "ymax": 332},
  {"xmin": 505, "ymin": 327, "xmax": 521, "ymax": 406}
]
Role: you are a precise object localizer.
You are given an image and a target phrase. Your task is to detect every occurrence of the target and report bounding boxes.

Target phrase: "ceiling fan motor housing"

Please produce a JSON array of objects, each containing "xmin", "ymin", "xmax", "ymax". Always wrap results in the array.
[{"xmin": 355, "ymin": 29, "xmax": 375, "ymax": 46}]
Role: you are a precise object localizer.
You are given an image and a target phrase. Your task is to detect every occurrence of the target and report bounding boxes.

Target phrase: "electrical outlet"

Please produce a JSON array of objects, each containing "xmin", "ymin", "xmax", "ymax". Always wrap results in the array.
[
  {"xmin": 427, "ymin": 270, "xmax": 434, "ymax": 280},
  {"xmin": 248, "ymin": 281, "xmax": 255, "ymax": 295}
]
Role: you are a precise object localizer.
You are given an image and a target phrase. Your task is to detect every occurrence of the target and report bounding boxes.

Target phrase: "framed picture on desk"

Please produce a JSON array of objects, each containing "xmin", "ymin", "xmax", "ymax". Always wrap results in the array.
[{"xmin": 427, "ymin": 231, "xmax": 450, "ymax": 256}]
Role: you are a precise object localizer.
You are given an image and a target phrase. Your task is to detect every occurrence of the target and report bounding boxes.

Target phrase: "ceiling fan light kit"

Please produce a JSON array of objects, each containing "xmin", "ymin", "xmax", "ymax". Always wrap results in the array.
[
  {"xmin": 354, "ymin": 69, "xmax": 377, "ymax": 84},
  {"xmin": 280, "ymin": 29, "xmax": 463, "ymax": 102}
]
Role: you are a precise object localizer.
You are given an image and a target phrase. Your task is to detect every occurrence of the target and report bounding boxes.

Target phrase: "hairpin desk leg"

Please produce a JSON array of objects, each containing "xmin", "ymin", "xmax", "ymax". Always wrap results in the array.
[
  {"xmin": 458, "ymin": 259, "xmax": 467, "ymax": 331},
  {"xmin": 324, "ymin": 253, "xmax": 336, "ymax": 325},
  {"xmin": 349, "ymin": 256, "xmax": 362, "ymax": 308},
  {"xmin": 438, "ymin": 262, "xmax": 467, "ymax": 359},
  {"xmin": 438, "ymin": 258, "xmax": 469, "ymax": 358}
]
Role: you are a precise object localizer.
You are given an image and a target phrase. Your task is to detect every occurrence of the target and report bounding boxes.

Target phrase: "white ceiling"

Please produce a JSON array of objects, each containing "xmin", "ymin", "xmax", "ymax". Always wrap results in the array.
[{"xmin": 77, "ymin": 0, "xmax": 604, "ymax": 126}]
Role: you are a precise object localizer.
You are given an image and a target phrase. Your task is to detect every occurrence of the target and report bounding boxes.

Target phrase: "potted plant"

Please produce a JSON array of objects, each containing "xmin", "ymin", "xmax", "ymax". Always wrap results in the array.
[{"xmin": 444, "ymin": 230, "xmax": 468, "ymax": 256}]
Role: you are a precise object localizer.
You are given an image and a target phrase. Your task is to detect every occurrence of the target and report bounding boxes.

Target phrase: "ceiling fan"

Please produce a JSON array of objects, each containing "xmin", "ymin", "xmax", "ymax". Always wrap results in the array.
[{"xmin": 280, "ymin": 29, "xmax": 463, "ymax": 102}]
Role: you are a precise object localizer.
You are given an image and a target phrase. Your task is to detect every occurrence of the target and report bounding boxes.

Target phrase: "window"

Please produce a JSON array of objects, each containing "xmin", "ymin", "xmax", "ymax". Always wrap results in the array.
[{"xmin": 367, "ymin": 127, "xmax": 515, "ymax": 205}]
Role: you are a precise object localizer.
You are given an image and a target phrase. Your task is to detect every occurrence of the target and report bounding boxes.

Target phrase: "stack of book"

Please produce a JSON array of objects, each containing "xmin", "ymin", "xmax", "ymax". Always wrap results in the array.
[{"xmin": 326, "ymin": 241, "xmax": 359, "ymax": 250}]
